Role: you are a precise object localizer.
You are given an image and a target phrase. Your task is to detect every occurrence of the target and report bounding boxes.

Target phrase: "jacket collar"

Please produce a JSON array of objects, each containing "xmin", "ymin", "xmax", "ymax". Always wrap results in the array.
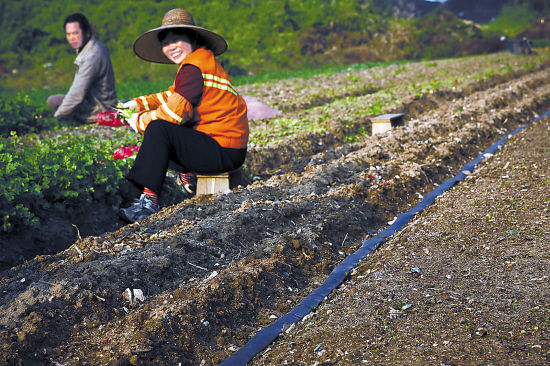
[{"xmin": 77, "ymin": 36, "xmax": 95, "ymax": 55}]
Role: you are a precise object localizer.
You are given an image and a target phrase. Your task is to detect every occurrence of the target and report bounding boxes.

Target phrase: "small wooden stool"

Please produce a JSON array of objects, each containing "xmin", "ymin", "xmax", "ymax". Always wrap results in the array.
[
  {"xmin": 196, "ymin": 167, "xmax": 243, "ymax": 196},
  {"xmin": 371, "ymin": 113, "xmax": 405, "ymax": 135}
]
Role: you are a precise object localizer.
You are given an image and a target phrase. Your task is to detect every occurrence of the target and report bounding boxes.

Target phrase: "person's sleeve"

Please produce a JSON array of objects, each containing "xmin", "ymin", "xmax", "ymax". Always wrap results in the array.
[
  {"xmin": 133, "ymin": 65, "xmax": 204, "ymax": 134},
  {"xmin": 133, "ymin": 92, "xmax": 166, "ymax": 112},
  {"xmin": 54, "ymin": 59, "xmax": 97, "ymax": 118},
  {"xmin": 133, "ymin": 91, "xmax": 194, "ymax": 134},
  {"xmin": 174, "ymin": 65, "xmax": 203, "ymax": 106}
]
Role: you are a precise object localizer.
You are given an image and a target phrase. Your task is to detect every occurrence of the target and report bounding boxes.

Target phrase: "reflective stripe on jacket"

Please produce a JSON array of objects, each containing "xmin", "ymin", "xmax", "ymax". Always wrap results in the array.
[{"xmin": 133, "ymin": 48, "xmax": 249, "ymax": 149}]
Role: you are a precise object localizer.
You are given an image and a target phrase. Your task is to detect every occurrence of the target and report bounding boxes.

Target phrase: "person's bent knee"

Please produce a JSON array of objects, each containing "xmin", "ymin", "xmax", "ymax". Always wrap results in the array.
[
  {"xmin": 47, "ymin": 94, "xmax": 65, "ymax": 110},
  {"xmin": 145, "ymin": 119, "xmax": 171, "ymax": 134},
  {"xmin": 143, "ymin": 119, "xmax": 174, "ymax": 141}
]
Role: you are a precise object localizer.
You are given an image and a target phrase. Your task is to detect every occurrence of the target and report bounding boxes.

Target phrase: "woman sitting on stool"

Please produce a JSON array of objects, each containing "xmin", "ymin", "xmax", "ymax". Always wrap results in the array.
[{"xmin": 119, "ymin": 8, "xmax": 248, "ymax": 222}]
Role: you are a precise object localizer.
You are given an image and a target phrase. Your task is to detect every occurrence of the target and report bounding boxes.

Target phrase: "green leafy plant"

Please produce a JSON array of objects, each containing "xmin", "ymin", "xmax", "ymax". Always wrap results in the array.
[
  {"xmin": 0, "ymin": 94, "xmax": 61, "ymax": 137},
  {"xmin": 0, "ymin": 130, "xmax": 136, "ymax": 232}
]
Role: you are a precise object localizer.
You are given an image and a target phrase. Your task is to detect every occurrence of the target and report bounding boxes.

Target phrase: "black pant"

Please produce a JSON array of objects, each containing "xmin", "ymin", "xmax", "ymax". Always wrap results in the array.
[{"xmin": 127, "ymin": 120, "xmax": 246, "ymax": 194}]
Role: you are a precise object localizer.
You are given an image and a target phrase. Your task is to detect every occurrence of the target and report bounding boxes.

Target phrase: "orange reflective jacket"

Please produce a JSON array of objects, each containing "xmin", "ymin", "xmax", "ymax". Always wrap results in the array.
[{"xmin": 133, "ymin": 48, "xmax": 249, "ymax": 149}]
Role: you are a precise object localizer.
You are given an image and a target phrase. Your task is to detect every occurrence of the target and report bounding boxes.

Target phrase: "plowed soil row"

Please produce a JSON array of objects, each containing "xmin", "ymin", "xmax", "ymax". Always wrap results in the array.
[
  {"xmin": 1, "ymin": 54, "xmax": 550, "ymax": 365},
  {"xmin": 252, "ymin": 99, "xmax": 550, "ymax": 366}
]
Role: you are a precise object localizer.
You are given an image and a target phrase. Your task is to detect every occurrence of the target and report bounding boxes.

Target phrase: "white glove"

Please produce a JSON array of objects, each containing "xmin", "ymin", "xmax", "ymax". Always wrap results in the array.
[
  {"xmin": 128, "ymin": 113, "xmax": 139, "ymax": 133},
  {"xmin": 120, "ymin": 100, "xmax": 138, "ymax": 110}
]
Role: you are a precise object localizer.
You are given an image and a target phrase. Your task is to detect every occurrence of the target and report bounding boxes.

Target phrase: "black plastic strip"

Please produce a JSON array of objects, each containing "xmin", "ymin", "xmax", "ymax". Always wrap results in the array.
[{"xmin": 220, "ymin": 109, "xmax": 550, "ymax": 365}]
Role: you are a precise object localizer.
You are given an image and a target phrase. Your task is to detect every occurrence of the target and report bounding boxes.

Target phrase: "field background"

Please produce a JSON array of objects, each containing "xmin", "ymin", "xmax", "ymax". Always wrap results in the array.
[{"xmin": 1, "ymin": 0, "xmax": 549, "ymax": 97}]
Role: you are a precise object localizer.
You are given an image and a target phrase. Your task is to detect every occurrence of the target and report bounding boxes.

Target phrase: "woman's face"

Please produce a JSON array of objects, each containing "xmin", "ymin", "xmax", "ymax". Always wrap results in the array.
[{"xmin": 161, "ymin": 30, "xmax": 193, "ymax": 64}]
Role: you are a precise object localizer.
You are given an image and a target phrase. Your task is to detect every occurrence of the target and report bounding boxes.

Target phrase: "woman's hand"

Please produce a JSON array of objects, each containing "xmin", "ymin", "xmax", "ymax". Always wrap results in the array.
[
  {"xmin": 120, "ymin": 100, "xmax": 138, "ymax": 110},
  {"xmin": 116, "ymin": 100, "xmax": 139, "ymax": 124},
  {"xmin": 127, "ymin": 113, "xmax": 139, "ymax": 133}
]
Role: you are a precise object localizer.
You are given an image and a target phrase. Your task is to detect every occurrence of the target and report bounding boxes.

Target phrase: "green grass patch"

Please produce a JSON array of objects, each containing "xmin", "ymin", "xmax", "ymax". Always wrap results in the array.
[
  {"xmin": 481, "ymin": 5, "xmax": 539, "ymax": 38},
  {"xmin": 232, "ymin": 60, "xmax": 410, "ymax": 86},
  {"xmin": 250, "ymin": 116, "xmax": 324, "ymax": 146}
]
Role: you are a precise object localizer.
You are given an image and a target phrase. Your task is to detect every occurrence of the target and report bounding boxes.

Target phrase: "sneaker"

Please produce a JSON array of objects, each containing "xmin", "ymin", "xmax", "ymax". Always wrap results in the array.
[
  {"xmin": 119, "ymin": 194, "xmax": 159, "ymax": 222},
  {"xmin": 176, "ymin": 172, "xmax": 196, "ymax": 197}
]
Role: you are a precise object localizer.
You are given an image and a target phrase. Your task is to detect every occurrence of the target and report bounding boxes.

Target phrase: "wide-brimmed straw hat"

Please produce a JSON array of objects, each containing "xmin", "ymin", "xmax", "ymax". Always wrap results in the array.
[{"xmin": 133, "ymin": 8, "xmax": 227, "ymax": 64}]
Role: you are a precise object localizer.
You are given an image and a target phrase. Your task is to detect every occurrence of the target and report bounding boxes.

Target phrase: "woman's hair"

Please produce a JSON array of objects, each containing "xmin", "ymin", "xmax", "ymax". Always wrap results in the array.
[
  {"xmin": 64, "ymin": 13, "xmax": 92, "ymax": 35},
  {"xmin": 158, "ymin": 28, "xmax": 204, "ymax": 49}
]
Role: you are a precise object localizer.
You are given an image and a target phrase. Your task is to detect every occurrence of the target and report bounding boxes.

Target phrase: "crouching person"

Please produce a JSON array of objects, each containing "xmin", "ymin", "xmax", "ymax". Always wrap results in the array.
[
  {"xmin": 48, "ymin": 13, "xmax": 117, "ymax": 123},
  {"xmin": 119, "ymin": 8, "xmax": 249, "ymax": 222}
]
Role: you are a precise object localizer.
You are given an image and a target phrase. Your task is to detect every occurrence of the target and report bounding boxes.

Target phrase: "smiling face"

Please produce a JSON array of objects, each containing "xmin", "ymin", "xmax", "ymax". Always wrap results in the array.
[
  {"xmin": 161, "ymin": 30, "xmax": 194, "ymax": 64},
  {"xmin": 65, "ymin": 22, "xmax": 87, "ymax": 50}
]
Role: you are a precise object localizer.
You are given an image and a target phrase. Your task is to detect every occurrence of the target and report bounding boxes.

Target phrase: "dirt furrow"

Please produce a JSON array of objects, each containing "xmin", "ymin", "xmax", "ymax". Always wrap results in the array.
[
  {"xmin": 238, "ymin": 53, "xmax": 546, "ymax": 113},
  {"xmin": 245, "ymin": 61, "xmax": 550, "ymax": 175},
  {"xmin": 251, "ymin": 102, "xmax": 550, "ymax": 366},
  {"xmin": 1, "ymin": 57, "xmax": 550, "ymax": 365}
]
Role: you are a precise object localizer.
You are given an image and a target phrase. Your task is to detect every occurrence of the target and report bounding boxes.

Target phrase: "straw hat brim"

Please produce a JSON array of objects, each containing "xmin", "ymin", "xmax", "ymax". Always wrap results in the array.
[{"xmin": 133, "ymin": 24, "xmax": 228, "ymax": 64}]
